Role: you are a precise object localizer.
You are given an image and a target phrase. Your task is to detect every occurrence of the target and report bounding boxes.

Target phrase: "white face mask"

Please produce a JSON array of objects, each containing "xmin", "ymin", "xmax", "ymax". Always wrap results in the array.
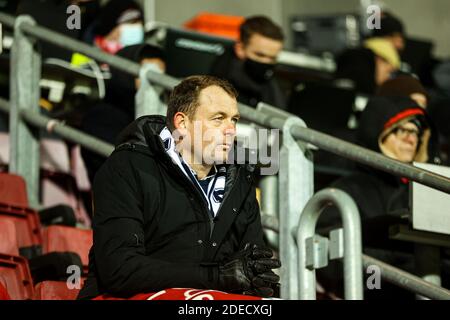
[{"xmin": 119, "ymin": 23, "xmax": 144, "ymax": 47}]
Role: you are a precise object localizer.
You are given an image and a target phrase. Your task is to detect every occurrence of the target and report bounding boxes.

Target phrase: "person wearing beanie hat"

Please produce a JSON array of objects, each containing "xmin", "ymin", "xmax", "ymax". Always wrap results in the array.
[
  {"xmin": 91, "ymin": 0, "xmax": 144, "ymax": 54},
  {"xmin": 334, "ymin": 39, "xmax": 399, "ymax": 95},
  {"xmin": 316, "ymin": 96, "xmax": 439, "ymax": 299},
  {"xmin": 364, "ymin": 38, "xmax": 400, "ymax": 88},
  {"xmin": 364, "ymin": 38, "xmax": 401, "ymax": 70},
  {"xmin": 358, "ymin": 96, "xmax": 431, "ymax": 163},
  {"xmin": 377, "ymin": 74, "xmax": 429, "ymax": 108},
  {"xmin": 371, "ymin": 12, "xmax": 406, "ymax": 52}
]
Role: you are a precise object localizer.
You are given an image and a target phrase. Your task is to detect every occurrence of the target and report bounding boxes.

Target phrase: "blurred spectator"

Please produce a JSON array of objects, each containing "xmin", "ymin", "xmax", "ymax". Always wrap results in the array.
[
  {"xmin": 334, "ymin": 38, "xmax": 400, "ymax": 95},
  {"xmin": 433, "ymin": 60, "xmax": 450, "ymax": 99},
  {"xmin": 86, "ymin": 0, "xmax": 144, "ymax": 54},
  {"xmin": 210, "ymin": 16, "xmax": 286, "ymax": 109},
  {"xmin": 317, "ymin": 96, "xmax": 436, "ymax": 299},
  {"xmin": 376, "ymin": 74, "xmax": 444, "ymax": 164},
  {"xmin": 17, "ymin": 0, "xmax": 101, "ymax": 60},
  {"xmin": 377, "ymin": 74, "xmax": 428, "ymax": 108},
  {"xmin": 370, "ymin": 11, "xmax": 406, "ymax": 52},
  {"xmin": 318, "ymin": 96, "xmax": 434, "ymax": 235},
  {"xmin": 81, "ymin": 43, "xmax": 166, "ymax": 183}
]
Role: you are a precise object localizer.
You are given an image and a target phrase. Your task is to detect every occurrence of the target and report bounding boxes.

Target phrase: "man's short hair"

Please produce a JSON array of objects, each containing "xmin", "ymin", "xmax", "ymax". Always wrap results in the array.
[
  {"xmin": 166, "ymin": 75, "xmax": 238, "ymax": 131},
  {"xmin": 240, "ymin": 16, "xmax": 284, "ymax": 46}
]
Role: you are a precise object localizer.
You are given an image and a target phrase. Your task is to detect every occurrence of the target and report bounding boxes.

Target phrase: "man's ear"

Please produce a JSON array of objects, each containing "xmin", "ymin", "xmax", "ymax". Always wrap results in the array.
[
  {"xmin": 234, "ymin": 41, "xmax": 246, "ymax": 60},
  {"xmin": 173, "ymin": 112, "xmax": 188, "ymax": 137}
]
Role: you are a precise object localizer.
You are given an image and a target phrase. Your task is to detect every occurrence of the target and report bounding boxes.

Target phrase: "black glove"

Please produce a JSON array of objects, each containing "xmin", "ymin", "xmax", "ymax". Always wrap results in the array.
[
  {"xmin": 245, "ymin": 270, "xmax": 280, "ymax": 297},
  {"xmin": 218, "ymin": 243, "xmax": 281, "ymax": 297}
]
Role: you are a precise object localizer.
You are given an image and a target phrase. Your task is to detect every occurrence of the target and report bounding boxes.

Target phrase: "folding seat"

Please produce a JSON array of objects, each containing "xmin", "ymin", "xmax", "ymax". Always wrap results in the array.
[
  {"xmin": 0, "ymin": 172, "xmax": 28, "ymax": 207},
  {"xmin": 34, "ymin": 281, "xmax": 80, "ymax": 300},
  {"xmin": 0, "ymin": 281, "xmax": 10, "ymax": 300},
  {"xmin": 70, "ymin": 145, "xmax": 91, "ymax": 193},
  {"xmin": 42, "ymin": 226, "xmax": 93, "ymax": 274},
  {"xmin": 0, "ymin": 173, "xmax": 43, "ymax": 257},
  {"xmin": 0, "ymin": 203, "xmax": 43, "ymax": 258},
  {"xmin": 0, "ymin": 219, "xmax": 19, "ymax": 256},
  {"xmin": 0, "ymin": 253, "xmax": 34, "ymax": 300},
  {"xmin": 0, "ymin": 137, "xmax": 91, "ymax": 228}
]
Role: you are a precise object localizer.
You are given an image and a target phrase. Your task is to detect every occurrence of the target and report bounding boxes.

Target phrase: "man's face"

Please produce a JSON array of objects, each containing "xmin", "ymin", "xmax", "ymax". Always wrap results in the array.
[
  {"xmin": 182, "ymin": 86, "xmax": 239, "ymax": 165},
  {"xmin": 236, "ymin": 33, "xmax": 283, "ymax": 64},
  {"xmin": 381, "ymin": 121, "xmax": 420, "ymax": 163}
]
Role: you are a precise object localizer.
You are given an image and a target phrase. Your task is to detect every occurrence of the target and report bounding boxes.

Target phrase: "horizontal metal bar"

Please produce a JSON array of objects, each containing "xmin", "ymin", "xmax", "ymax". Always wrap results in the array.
[
  {"xmin": 0, "ymin": 12, "xmax": 15, "ymax": 28},
  {"xmin": 362, "ymin": 254, "xmax": 450, "ymax": 300},
  {"xmin": 1, "ymin": 12, "xmax": 449, "ymax": 194},
  {"xmin": 0, "ymin": 97, "xmax": 113, "ymax": 157}
]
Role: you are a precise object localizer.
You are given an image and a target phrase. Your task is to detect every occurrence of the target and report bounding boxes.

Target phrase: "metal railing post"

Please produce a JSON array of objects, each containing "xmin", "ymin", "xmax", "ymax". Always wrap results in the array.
[
  {"xmin": 135, "ymin": 64, "xmax": 167, "ymax": 119},
  {"xmin": 9, "ymin": 15, "xmax": 40, "ymax": 207},
  {"xmin": 279, "ymin": 117, "xmax": 314, "ymax": 300},
  {"xmin": 297, "ymin": 189, "xmax": 363, "ymax": 300},
  {"xmin": 259, "ymin": 175, "xmax": 279, "ymax": 249}
]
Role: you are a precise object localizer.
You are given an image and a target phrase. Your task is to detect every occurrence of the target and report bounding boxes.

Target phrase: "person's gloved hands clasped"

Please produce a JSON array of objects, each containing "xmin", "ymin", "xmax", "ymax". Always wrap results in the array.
[{"xmin": 217, "ymin": 243, "xmax": 281, "ymax": 297}]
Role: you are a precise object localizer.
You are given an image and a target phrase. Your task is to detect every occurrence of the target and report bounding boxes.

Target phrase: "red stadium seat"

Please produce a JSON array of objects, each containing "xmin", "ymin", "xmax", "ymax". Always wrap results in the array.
[
  {"xmin": 34, "ymin": 281, "xmax": 80, "ymax": 300},
  {"xmin": 0, "ymin": 204, "xmax": 43, "ymax": 251},
  {"xmin": 0, "ymin": 281, "xmax": 11, "ymax": 300},
  {"xmin": 0, "ymin": 253, "xmax": 34, "ymax": 300},
  {"xmin": 0, "ymin": 173, "xmax": 28, "ymax": 207},
  {"xmin": 0, "ymin": 219, "xmax": 19, "ymax": 256},
  {"xmin": 42, "ymin": 226, "xmax": 92, "ymax": 274}
]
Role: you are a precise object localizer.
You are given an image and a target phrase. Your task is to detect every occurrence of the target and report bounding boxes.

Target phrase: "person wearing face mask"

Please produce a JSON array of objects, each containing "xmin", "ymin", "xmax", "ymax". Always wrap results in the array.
[
  {"xmin": 210, "ymin": 16, "xmax": 286, "ymax": 109},
  {"xmin": 81, "ymin": 44, "xmax": 167, "ymax": 184},
  {"xmin": 87, "ymin": 0, "xmax": 144, "ymax": 55}
]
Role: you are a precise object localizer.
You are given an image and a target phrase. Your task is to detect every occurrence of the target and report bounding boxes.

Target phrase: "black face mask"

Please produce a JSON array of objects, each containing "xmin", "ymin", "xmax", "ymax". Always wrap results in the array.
[{"xmin": 244, "ymin": 58, "xmax": 275, "ymax": 82}]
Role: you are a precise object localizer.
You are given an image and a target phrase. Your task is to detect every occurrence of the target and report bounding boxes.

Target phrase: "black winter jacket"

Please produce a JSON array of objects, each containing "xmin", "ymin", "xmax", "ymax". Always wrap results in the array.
[{"xmin": 78, "ymin": 115, "xmax": 265, "ymax": 299}]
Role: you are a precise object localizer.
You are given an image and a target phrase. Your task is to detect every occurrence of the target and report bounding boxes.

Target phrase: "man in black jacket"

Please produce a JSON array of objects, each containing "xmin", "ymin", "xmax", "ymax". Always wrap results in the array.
[
  {"xmin": 210, "ymin": 16, "xmax": 286, "ymax": 109},
  {"xmin": 78, "ymin": 75, "xmax": 280, "ymax": 299}
]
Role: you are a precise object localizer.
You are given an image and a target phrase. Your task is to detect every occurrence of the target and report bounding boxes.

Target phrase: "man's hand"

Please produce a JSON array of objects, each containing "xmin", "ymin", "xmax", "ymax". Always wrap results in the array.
[{"xmin": 218, "ymin": 243, "xmax": 281, "ymax": 297}]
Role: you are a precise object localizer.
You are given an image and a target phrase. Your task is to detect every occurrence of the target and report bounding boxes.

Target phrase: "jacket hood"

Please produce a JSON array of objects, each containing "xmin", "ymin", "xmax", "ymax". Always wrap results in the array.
[
  {"xmin": 357, "ymin": 96, "xmax": 433, "ymax": 163},
  {"xmin": 116, "ymin": 115, "xmax": 166, "ymax": 153}
]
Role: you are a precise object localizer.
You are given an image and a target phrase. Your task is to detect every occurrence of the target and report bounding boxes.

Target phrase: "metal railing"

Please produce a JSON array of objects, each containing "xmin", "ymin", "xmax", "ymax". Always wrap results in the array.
[
  {"xmin": 1, "ymin": 12, "xmax": 448, "ymax": 193},
  {"xmin": 296, "ymin": 189, "xmax": 363, "ymax": 300},
  {"xmin": 1, "ymin": 12, "xmax": 450, "ymax": 300},
  {"xmin": 261, "ymin": 213, "xmax": 450, "ymax": 300}
]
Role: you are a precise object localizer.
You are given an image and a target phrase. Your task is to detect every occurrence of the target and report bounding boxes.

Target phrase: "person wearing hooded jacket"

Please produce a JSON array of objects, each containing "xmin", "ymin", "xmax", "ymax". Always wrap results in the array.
[
  {"xmin": 78, "ymin": 75, "xmax": 281, "ymax": 299},
  {"xmin": 317, "ymin": 96, "xmax": 437, "ymax": 299},
  {"xmin": 319, "ymin": 96, "xmax": 434, "ymax": 236}
]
